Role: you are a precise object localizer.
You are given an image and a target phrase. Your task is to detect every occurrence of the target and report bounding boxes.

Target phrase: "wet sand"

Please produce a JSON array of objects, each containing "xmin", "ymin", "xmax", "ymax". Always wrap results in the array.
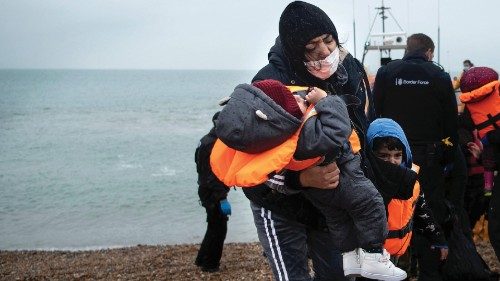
[{"xmin": 1, "ymin": 241, "xmax": 498, "ymax": 280}]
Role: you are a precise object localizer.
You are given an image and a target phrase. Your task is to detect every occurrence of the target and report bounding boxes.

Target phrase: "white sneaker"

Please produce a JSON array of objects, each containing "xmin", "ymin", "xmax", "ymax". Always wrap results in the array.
[
  {"xmin": 359, "ymin": 248, "xmax": 407, "ymax": 281},
  {"xmin": 342, "ymin": 249, "xmax": 361, "ymax": 277}
]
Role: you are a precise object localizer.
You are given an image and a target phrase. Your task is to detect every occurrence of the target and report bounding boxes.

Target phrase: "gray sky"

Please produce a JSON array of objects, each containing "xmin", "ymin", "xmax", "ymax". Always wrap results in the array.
[{"xmin": 1, "ymin": 0, "xmax": 498, "ymax": 73}]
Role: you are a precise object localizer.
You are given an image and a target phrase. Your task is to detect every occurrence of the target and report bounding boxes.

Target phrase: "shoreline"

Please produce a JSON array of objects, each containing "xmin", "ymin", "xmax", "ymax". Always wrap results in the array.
[
  {"xmin": 1, "ymin": 242, "xmax": 273, "ymax": 280},
  {"xmin": 1, "ymin": 241, "xmax": 499, "ymax": 280}
]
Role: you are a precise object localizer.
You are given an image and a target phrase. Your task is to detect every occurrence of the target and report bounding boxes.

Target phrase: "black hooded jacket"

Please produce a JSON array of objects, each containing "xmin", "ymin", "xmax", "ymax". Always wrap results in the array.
[{"xmin": 242, "ymin": 37, "xmax": 376, "ymax": 228}]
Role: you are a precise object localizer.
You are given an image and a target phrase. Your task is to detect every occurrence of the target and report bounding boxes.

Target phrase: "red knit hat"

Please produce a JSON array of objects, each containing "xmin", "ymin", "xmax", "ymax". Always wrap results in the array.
[
  {"xmin": 253, "ymin": 79, "xmax": 303, "ymax": 119},
  {"xmin": 460, "ymin": 67, "xmax": 499, "ymax": 93}
]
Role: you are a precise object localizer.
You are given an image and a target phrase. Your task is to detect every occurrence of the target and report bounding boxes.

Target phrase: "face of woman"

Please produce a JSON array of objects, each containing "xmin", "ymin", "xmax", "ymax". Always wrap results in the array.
[{"xmin": 303, "ymin": 34, "xmax": 337, "ymax": 62}]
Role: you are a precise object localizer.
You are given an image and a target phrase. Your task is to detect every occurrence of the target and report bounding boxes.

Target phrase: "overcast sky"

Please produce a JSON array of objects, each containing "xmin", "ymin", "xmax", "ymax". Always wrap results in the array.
[{"xmin": 0, "ymin": 0, "xmax": 498, "ymax": 73}]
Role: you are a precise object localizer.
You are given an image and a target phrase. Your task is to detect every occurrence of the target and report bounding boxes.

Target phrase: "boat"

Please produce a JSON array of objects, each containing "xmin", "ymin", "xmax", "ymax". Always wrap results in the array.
[{"xmin": 361, "ymin": 0, "xmax": 407, "ymax": 67}]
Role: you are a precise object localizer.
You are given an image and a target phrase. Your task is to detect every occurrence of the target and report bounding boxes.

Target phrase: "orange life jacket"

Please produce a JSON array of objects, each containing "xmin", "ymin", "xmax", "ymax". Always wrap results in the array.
[
  {"xmin": 349, "ymin": 129, "xmax": 361, "ymax": 154},
  {"xmin": 210, "ymin": 105, "xmax": 320, "ymax": 187},
  {"xmin": 459, "ymin": 80, "xmax": 500, "ymax": 139},
  {"xmin": 210, "ymin": 85, "xmax": 362, "ymax": 187},
  {"xmin": 384, "ymin": 164, "xmax": 421, "ymax": 257}
]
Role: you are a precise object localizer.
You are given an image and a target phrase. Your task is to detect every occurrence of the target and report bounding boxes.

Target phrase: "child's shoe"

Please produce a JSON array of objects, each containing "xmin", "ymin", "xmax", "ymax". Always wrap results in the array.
[
  {"xmin": 342, "ymin": 248, "xmax": 361, "ymax": 276},
  {"xmin": 359, "ymin": 248, "xmax": 407, "ymax": 281}
]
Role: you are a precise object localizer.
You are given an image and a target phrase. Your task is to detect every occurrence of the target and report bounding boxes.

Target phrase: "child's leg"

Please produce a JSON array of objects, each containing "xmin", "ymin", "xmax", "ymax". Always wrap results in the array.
[
  {"xmin": 336, "ymin": 153, "xmax": 387, "ymax": 250},
  {"xmin": 301, "ymin": 153, "xmax": 387, "ymax": 251},
  {"xmin": 340, "ymin": 154, "xmax": 407, "ymax": 280},
  {"xmin": 303, "ymin": 153, "xmax": 407, "ymax": 280},
  {"xmin": 301, "ymin": 178, "xmax": 359, "ymax": 252},
  {"xmin": 483, "ymin": 145, "xmax": 496, "ymax": 195}
]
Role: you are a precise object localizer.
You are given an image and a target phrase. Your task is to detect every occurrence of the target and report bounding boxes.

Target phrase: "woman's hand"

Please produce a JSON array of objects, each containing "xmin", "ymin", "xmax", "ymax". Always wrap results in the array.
[{"xmin": 299, "ymin": 159, "xmax": 340, "ymax": 189}]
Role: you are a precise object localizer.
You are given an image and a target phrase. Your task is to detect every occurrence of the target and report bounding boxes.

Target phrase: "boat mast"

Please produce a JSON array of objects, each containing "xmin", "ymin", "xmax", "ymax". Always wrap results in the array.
[
  {"xmin": 361, "ymin": 0, "xmax": 406, "ymax": 66},
  {"xmin": 437, "ymin": 0, "xmax": 441, "ymax": 63},
  {"xmin": 352, "ymin": 0, "xmax": 357, "ymax": 58},
  {"xmin": 375, "ymin": 0, "xmax": 389, "ymax": 60}
]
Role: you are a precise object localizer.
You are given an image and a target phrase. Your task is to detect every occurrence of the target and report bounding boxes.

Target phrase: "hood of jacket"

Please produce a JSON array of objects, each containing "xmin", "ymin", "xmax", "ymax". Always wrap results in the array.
[
  {"xmin": 268, "ymin": 37, "xmax": 291, "ymax": 76},
  {"xmin": 460, "ymin": 80, "xmax": 499, "ymax": 103},
  {"xmin": 367, "ymin": 118, "xmax": 413, "ymax": 168},
  {"xmin": 216, "ymin": 83, "xmax": 302, "ymax": 154}
]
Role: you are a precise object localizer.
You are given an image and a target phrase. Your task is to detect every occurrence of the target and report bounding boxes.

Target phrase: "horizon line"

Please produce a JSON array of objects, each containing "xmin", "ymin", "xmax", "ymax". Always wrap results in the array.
[{"xmin": 0, "ymin": 68, "xmax": 259, "ymax": 71}]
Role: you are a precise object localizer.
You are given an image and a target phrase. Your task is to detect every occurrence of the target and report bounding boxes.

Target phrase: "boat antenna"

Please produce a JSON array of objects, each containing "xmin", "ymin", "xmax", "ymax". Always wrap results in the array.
[
  {"xmin": 361, "ymin": 0, "xmax": 406, "ymax": 66},
  {"xmin": 378, "ymin": 0, "xmax": 388, "ymax": 33},
  {"xmin": 352, "ymin": 0, "xmax": 357, "ymax": 58},
  {"xmin": 437, "ymin": 0, "xmax": 441, "ymax": 63}
]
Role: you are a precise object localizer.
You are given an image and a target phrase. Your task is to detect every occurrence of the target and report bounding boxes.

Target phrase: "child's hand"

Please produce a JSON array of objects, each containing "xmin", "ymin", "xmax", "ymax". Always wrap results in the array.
[
  {"xmin": 439, "ymin": 248, "xmax": 449, "ymax": 260},
  {"xmin": 472, "ymin": 129, "xmax": 484, "ymax": 149},
  {"xmin": 305, "ymin": 87, "xmax": 327, "ymax": 105},
  {"xmin": 430, "ymin": 245, "xmax": 448, "ymax": 260},
  {"xmin": 467, "ymin": 142, "xmax": 482, "ymax": 159}
]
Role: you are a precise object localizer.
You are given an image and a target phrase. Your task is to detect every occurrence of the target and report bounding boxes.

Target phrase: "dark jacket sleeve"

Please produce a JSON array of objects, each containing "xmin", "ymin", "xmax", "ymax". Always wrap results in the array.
[
  {"xmin": 437, "ymin": 71, "xmax": 459, "ymax": 146},
  {"xmin": 486, "ymin": 128, "xmax": 500, "ymax": 144},
  {"xmin": 373, "ymin": 66, "xmax": 387, "ymax": 118},
  {"xmin": 195, "ymin": 130, "xmax": 230, "ymax": 207},
  {"xmin": 459, "ymin": 107, "xmax": 476, "ymax": 132},
  {"xmin": 413, "ymin": 192, "xmax": 447, "ymax": 245},
  {"xmin": 294, "ymin": 95, "xmax": 352, "ymax": 160}
]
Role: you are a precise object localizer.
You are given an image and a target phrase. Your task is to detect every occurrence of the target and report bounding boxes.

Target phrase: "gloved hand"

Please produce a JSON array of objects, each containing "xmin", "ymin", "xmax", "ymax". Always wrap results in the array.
[{"xmin": 220, "ymin": 199, "xmax": 231, "ymax": 216}]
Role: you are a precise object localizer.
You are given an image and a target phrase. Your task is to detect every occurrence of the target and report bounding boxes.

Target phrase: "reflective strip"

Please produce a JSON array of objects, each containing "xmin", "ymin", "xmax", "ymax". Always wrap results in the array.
[
  {"xmin": 268, "ymin": 210, "xmax": 289, "ymax": 281},
  {"xmin": 274, "ymin": 174, "xmax": 285, "ymax": 180},
  {"xmin": 268, "ymin": 178, "xmax": 285, "ymax": 186},
  {"xmin": 261, "ymin": 208, "xmax": 289, "ymax": 281}
]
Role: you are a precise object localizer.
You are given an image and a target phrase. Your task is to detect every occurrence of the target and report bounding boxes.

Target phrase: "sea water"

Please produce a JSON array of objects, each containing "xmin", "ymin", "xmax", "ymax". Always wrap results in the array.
[{"xmin": 0, "ymin": 69, "xmax": 259, "ymax": 250}]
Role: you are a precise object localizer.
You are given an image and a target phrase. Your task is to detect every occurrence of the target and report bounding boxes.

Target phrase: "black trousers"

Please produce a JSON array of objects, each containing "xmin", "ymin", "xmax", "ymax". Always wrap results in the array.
[
  {"xmin": 464, "ymin": 174, "xmax": 488, "ymax": 228},
  {"xmin": 411, "ymin": 147, "xmax": 448, "ymax": 281},
  {"xmin": 488, "ymin": 173, "xmax": 500, "ymax": 260},
  {"xmin": 412, "ymin": 166, "xmax": 447, "ymax": 281},
  {"xmin": 195, "ymin": 203, "xmax": 228, "ymax": 269}
]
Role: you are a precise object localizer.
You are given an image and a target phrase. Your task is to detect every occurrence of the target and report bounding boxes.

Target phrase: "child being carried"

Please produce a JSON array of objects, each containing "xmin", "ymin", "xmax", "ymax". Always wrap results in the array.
[{"xmin": 211, "ymin": 79, "xmax": 406, "ymax": 281}]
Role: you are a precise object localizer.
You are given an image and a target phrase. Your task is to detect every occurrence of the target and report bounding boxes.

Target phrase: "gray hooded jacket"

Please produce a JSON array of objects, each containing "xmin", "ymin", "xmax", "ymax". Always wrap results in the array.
[{"xmin": 216, "ymin": 83, "xmax": 351, "ymax": 163}]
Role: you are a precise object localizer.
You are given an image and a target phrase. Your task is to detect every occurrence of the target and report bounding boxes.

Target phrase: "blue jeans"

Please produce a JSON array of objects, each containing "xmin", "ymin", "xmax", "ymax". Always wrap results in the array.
[{"xmin": 250, "ymin": 202, "xmax": 350, "ymax": 281}]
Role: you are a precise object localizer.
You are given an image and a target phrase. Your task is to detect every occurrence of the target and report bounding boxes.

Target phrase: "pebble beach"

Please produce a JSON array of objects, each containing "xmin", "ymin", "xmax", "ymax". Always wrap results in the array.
[{"xmin": 1, "ymin": 241, "xmax": 498, "ymax": 280}]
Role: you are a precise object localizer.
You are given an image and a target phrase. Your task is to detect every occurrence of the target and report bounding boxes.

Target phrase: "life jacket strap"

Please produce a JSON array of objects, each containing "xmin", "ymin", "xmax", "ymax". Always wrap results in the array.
[
  {"xmin": 475, "ymin": 113, "xmax": 500, "ymax": 131},
  {"xmin": 387, "ymin": 219, "xmax": 413, "ymax": 239}
]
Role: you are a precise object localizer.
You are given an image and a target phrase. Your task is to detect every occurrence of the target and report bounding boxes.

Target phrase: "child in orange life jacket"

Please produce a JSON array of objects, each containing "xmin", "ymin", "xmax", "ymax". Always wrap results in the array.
[
  {"xmin": 366, "ymin": 118, "xmax": 448, "ymax": 268},
  {"xmin": 459, "ymin": 67, "xmax": 499, "ymax": 196},
  {"xmin": 212, "ymin": 79, "xmax": 407, "ymax": 280}
]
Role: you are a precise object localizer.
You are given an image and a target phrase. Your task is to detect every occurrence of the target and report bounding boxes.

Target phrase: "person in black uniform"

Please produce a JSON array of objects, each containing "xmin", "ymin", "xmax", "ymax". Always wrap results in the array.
[
  {"xmin": 194, "ymin": 111, "xmax": 231, "ymax": 272},
  {"xmin": 484, "ymin": 129, "xmax": 500, "ymax": 259},
  {"xmin": 373, "ymin": 33, "xmax": 459, "ymax": 281}
]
